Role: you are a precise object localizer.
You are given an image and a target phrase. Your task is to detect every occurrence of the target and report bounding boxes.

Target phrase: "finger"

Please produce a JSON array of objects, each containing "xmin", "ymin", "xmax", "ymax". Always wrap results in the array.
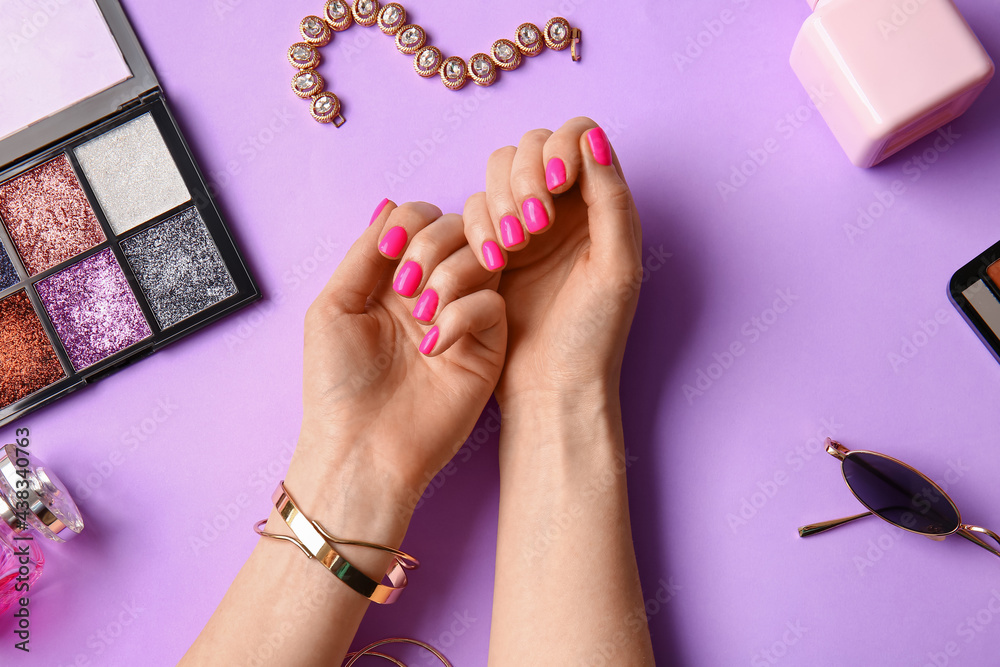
[
  {"xmin": 509, "ymin": 128, "xmax": 554, "ymax": 236},
  {"xmin": 485, "ymin": 146, "xmax": 527, "ymax": 252},
  {"xmin": 390, "ymin": 213, "xmax": 465, "ymax": 298},
  {"xmin": 368, "ymin": 197, "xmax": 391, "ymax": 226},
  {"xmin": 315, "ymin": 198, "xmax": 400, "ymax": 314},
  {"xmin": 542, "ymin": 116, "xmax": 597, "ymax": 196},
  {"xmin": 577, "ymin": 124, "xmax": 641, "ymax": 273},
  {"xmin": 376, "ymin": 201, "xmax": 443, "ymax": 260},
  {"xmin": 419, "ymin": 289, "xmax": 506, "ymax": 357},
  {"xmin": 413, "ymin": 245, "xmax": 497, "ymax": 324},
  {"xmin": 463, "ymin": 192, "xmax": 508, "ymax": 272}
]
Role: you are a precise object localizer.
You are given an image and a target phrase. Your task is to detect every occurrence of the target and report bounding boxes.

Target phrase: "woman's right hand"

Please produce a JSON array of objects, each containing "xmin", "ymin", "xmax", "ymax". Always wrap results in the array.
[
  {"xmin": 465, "ymin": 120, "xmax": 656, "ymax": 665},
  {"xmin": 462, "ymin": 118, "xmax": 642, "ymax": 418}
]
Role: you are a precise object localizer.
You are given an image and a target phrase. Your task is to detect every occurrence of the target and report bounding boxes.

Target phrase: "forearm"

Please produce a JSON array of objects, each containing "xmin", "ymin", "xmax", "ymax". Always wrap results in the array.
[
  {"xmin": 489, "ymin": 393, "xmax": 655, "ymax": 665},
  {"xmin": 181, "ymin": 437, "xmax": 414, "ymax": 666}
]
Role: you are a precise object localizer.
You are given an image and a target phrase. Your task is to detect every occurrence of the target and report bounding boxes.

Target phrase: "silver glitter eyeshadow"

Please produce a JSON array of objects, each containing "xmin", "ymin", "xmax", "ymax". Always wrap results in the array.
[
  {"xmin": 120, "ymin": 206, "xmax": 237, "ymax": 329},
  {"xmin": 74, "ymin": 113, "xmax": 190, "ymax": 234}
]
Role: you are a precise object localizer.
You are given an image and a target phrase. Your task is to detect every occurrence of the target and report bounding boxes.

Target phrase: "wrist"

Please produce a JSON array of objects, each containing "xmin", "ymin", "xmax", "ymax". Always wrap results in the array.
[
  {"xmin": 498, "ymin": 383, "xmax": 620, "ymax": 434},
  {"xmin": 498, "ymin": 391, "xmax": 627, "ymax": 473},
  {"xmin": 279, "ymin": 429, "xmax": 418, "ymax": 548}
]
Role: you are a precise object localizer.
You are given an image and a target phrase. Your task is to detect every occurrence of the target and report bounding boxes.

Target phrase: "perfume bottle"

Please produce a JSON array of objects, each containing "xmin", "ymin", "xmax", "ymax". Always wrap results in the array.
[
  {"xmin": 0, "ymin": 444, "xmax": 83, "ymax": 614},
  {"xmin": 790, "ymin": 0, "xmax": 994, "ymax": 167}
]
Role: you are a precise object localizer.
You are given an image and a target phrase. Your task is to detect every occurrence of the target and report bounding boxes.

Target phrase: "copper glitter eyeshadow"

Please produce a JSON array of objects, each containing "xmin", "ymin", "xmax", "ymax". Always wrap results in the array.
[
  {"xmin": 0, "ymin": 291, "xmax": 64, "ymax": 409},
  {"xmin": 1, "ymin": 0, "xmax": 260, "ymax": 426}
]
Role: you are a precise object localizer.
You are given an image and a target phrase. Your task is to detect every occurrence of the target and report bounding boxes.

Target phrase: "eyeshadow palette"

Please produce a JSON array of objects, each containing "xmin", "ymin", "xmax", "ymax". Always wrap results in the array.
[
  {"xmin": 951, "ymin": 242, "xmax": 1000, "ymax": 363},
  {"xmin": 0, "ymin": 0, "xmax": 259, "ymax": 425}
]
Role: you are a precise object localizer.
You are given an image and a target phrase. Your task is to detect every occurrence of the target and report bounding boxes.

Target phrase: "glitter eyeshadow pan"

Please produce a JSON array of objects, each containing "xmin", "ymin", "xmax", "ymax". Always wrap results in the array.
[
  {"xmin": 0, "ymin": 249, "xmax": 16, "ymax": 291},
  {"xmin": 121, "ymin": 206, "xmax": 237, "ymax": 329},
  {"xmin": 0, "ymin": 291, "xmax": 65, "ymax": 409},
  {"xmin": 0, "ymin": 153, "xmax": 106, "ymax": 275},
  {"xmin": 74, "ymin": 113, "xmax": 190, "ymax": 235},
  {"xmin": 35, "ymin": 248, "xmax": 152, "ymax": 372}
]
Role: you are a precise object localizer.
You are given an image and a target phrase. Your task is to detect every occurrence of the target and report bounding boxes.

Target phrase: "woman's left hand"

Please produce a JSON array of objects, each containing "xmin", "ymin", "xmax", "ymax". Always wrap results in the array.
[{"xmin": 287, "ymin": 201, "xmax": 506, "ymax": 538}]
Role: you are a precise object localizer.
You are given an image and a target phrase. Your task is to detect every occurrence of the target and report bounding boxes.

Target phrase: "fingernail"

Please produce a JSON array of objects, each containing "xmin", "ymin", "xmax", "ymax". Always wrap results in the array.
[
  {"xmin": 586, "ymin": 127, "xmax": 612, "ymax": 166},
  {"xmin": 369, "ymin": 197, "xmax": 389, "ymax": 226},
  {"xmin": 482, "ymin": 240, "xmax": 505, "ymax": 271},
  {"xmin": 379, "ymin": 226, "xmax": 407, "ymax": 258},
  {"xmin": 500, "ymin": 215, "xmax": 524, "ymax": 248},
  {"xmin": 545, "ymin": 158, "xmax": 566, "ymax": 191},
  {"xmin": 412, "ymin": 288, "xmax": 439, "ymax": 322},
  {"xmin": 393, "ymin": 261, "xmax": 422, "ymax": 297},
  {"xmin": 419, "ymin": 326, "xmax": 439, "ymax": 356},
  {"xmin": 522, "ymin": 198, "xmax": 549, "ymax": 233}
]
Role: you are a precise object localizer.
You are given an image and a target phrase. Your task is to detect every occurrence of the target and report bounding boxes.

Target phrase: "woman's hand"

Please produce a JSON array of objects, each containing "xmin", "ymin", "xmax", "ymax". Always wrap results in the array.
[
  {"xmin": 462, "ymin": 117, "xmax": 642, "ymax": 418},
  {"xmin": 289, "ymin": 201, "xmax": 506, "ymax": 528},
  {"xmin": 186, "ymin": 203, "xmax": 506, "ymax": 667},
  {"xmin": 464, "ymin": 121, "xmax": 654, "ymax": 665}
]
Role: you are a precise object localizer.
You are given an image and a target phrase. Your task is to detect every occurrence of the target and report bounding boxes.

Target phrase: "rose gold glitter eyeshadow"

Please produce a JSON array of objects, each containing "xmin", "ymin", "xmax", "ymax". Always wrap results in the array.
[
  {"xmin": 0, "ymin": 154, "xmax": 106, "ymax": 275},
  {"xmin": 0, "ymin": 291, "xmax": 64, "ymax": 409}
]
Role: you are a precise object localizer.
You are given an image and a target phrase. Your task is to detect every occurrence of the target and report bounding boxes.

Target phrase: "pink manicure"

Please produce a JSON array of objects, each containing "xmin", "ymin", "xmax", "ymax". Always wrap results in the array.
[
  {"xmin": 586, "ymin": 127, "xmax": 612, "ymax": 166},
  {"xmin": 393, "ymin": 261, "xmax": 422, "ymax": 297},
  {"xmin": 369, "ymin": 197, "xmax": 389, "ymax": 226},
  {"xmin": 378, "ymin": 226, "xmax": 407, "ymax": 258},
  {"xmin": 522, "ymin": 198, "xmax": 549, "ymax": 233},
  {"xmin": 482, "ymin": 240, "xmax": 505, "ymax": 271},
  {"xmin": 500, "ymin": 215, "xmax": 524, "ymax": 248},
  {"xmin": 412, "ymin": 289, "xmax": 439, "ymax": 322},
  {"xmin": 419, "ymin": 326, "xmax": 439, "ymax": 355},
  {"xmin": 546, "ymin": 158, "xmax": 567, "ymax": 191}
]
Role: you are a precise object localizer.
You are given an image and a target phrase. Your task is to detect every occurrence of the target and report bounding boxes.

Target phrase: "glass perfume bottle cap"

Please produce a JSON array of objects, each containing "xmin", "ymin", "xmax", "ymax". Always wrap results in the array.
[{"xmin": 0, "ymin": 444, "xmax": 84, "ymax": 543}]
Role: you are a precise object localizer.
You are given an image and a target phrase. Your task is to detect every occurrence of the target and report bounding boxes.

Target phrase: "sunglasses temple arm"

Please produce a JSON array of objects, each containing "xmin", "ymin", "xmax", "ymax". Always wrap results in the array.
[
  {"xmin": 957, "ymin": 526, "xmax": 1000, "ymax": 559},
  {"xmin": 797, "ymin": 511, "xmax": 874, "ymax": 538}
]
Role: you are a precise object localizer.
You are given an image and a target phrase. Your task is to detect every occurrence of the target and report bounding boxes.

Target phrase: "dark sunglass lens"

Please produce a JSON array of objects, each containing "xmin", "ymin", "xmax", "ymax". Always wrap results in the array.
[{"xmin": 843, "ymin": 453, "xmax": 959, "ymax": 535}]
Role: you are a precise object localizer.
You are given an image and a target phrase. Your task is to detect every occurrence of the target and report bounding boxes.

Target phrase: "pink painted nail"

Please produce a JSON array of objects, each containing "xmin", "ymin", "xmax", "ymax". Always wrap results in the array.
[
  {"xmin": 412, "ymin": 289, "xmax": 439, "ymax": 322},
  {"xmin": 419, "ymin": 326, "xmax": 439, "ymax": 355},
  {"xmin": 545, "ymin": 158, "xmax": 566, "ymax": 191},
  {"xmin": 369, "ymin": 197, "xmax": 389, "ymax": 226},
  {"xmin": 586, "ymin": 127, "xmax": 612, "ymax": 166},
  {"xmin": 522, "ymin": 198, "xmax": 549, "ymax": 233},
  {"xmin": 482, "ymin": 240, "xmax": 505, "ymax": 271},
  {"xmin": 500, "ymin": 215, "xmax": 524, "ymax": 248},
  {"xmin": 393, "ymin": 261, "xmax": 422, "ymax": 297},
  {"xmin": 378, "ymin": 226, "xmax": 407, "ymax": 258}
]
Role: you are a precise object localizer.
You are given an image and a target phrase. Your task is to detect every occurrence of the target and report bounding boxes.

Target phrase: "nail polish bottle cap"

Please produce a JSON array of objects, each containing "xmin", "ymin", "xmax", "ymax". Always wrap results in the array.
[{"xmin": 0, "ymin": 444, "xmax": 84, "ymax": 543}]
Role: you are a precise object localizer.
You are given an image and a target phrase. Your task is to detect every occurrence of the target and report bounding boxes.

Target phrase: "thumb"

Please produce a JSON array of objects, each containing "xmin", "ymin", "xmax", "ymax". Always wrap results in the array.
[
  {"xmin": 315, "ymin": 200, "xmax": 398, "ymax": 314},
  {"xmin": 576, "ymin": 127, "xmax": 641, "ymax": 276}
]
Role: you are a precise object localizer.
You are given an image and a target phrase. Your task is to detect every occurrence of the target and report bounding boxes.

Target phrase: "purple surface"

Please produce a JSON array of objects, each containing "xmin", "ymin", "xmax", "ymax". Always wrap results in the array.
[{"xmin": 2, "ymin": 0, "xmax": 1000, "ymax": 664}]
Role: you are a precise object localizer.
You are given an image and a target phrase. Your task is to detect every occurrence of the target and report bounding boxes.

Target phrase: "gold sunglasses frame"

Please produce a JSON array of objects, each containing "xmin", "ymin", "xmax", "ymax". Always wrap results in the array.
[{"xmin": 798, "ymin": 439, "xmax": 1000, "ymax": 559}]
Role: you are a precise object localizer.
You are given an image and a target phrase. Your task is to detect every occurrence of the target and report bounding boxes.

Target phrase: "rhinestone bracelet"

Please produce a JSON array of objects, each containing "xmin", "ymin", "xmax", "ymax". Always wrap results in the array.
[{"xmin": 287, "ymin": 0, "xmax": 582, "ymax": 126}]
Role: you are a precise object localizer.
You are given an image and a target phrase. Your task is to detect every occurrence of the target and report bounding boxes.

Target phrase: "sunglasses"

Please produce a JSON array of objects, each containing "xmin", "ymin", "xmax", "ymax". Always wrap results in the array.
[{"xmin": 798, "ymin": 439, "xmax": 1000, "ymax": 558}]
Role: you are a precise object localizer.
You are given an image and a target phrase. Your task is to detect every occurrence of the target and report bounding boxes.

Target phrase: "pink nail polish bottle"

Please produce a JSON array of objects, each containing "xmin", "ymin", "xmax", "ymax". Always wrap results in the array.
[
  {"xmin": 790, "ymin": 0, "xmax": 994, "ymax": 167},
  {"xmin": 0, "ymin": 444, "xmax": 84, "ymax": 614}
]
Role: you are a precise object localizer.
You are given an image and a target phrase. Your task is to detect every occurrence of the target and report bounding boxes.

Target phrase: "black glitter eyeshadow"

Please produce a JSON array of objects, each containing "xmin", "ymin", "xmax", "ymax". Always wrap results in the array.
[
  {"xmin": 0, "ymin": 248, "xmax": 16, "ymax": 291},
  {"xmin": 120, "ymin": 207, "xmax": 237, "ymax": 329}
]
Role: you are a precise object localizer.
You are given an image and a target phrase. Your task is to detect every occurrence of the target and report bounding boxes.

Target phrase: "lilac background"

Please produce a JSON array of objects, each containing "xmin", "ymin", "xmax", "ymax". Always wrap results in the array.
[{"xmin": 2, "ymin": 0, "xmax": 1000, "ymax": 665}]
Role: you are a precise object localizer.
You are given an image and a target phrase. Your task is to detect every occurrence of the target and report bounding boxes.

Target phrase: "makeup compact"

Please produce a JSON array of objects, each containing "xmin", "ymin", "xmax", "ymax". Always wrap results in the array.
[
  {"xmin": 951, "ymin": 244, "xmax": 1000, "ymax": 363},
  {"xmin": 0, "ymin": 0, "xmax": 259, "ymax": 426},
  {"xmin": 790, "ymin": 0, "xmax": 994, "ymax": 168}
]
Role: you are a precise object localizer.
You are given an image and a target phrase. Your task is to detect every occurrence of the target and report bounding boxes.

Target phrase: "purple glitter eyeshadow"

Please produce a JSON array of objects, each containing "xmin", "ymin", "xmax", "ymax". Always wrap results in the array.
[
  {"xmin": 0, "ymin": 249, "xmax": 16, "ymax": 291},
  {"xmin": 35, "ymin": 248, "xmax": 151, "ymax": 371}
]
